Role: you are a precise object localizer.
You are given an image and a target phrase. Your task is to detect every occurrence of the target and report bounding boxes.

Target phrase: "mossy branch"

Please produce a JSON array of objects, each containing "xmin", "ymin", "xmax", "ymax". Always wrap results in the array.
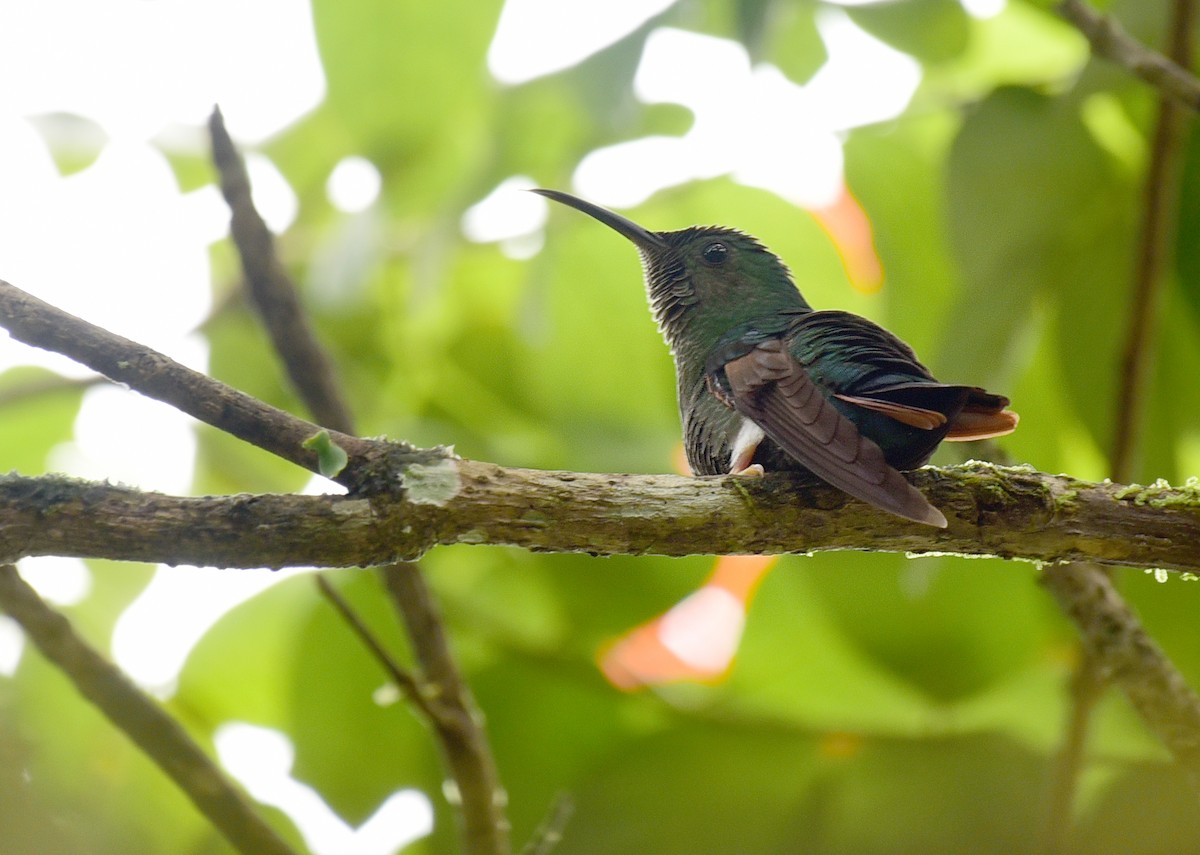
[{"xmin": 0, "ymin": 465, "xmax": 1197, "ymax": 571}]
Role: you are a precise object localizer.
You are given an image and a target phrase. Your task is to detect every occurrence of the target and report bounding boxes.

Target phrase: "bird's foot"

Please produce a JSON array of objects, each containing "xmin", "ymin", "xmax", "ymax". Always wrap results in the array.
[{"xmin": 731, "ymin": 463, "xmax": 765, "ymax": 478}]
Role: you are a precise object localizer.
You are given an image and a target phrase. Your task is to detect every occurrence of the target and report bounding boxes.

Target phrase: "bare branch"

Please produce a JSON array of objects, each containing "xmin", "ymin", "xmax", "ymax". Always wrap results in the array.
[
  {"xmin": 0, "ymin": 278, "xmax": 445, "ymax": 493},
  {"xmin": 208, "ymin": 107, "xmax": 356, "ymax": 435},
  {"xmin": 1042, "ymin": 563, "xmax": 1200, "ymax": 775},
  {"xmin": 382, "ymin": 564, "xmax": 510, "ymax": 855},
  {"xmin": 320, "ymin": 569, "xmax": 511, "ymax": 855},
  {"xmin": 0, "ymin": 565, "xmax": 301, "ymax": 855},
  {"xmin": 315, "ymin": 574, "xmax": 439, "ymax": 719},
  {"xmin": 521, "ymin": 795, "xmax": 574, "ymax": 855},
  {"xmin": 1058, "ymin": 0, "xmax": 1200, "ymax": 111},
  {"xmin": 0, "ymin": 466, "xmax": 1198, "ymax": 571}
]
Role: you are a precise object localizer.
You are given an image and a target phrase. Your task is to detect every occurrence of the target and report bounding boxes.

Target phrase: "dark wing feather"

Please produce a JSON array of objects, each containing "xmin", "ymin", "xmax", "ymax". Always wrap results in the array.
[
  {"xmin": 722, "ymin": 340, "xmax": 947, "ymax": 527},
  {"xmin": 839, "ymin": 381, "xmax": 1019, "ymax": 441},
  {"xmin": 833, "ymin": 393, "xmax": 948, "ymax": 430}
]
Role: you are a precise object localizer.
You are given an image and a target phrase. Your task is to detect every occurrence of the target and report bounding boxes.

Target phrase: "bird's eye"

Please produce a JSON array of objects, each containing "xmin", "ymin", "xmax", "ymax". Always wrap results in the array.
[{"xmin": 701, "ymin": 242, "xmax": 728, "ymax": 264}]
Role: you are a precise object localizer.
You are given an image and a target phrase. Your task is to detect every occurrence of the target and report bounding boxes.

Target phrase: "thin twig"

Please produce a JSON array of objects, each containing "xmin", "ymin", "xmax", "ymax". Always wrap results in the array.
[
  {"xmin": 0, "ymin": 565, "xmax": 301, "ymax": 855},
  {"xmin": 520, "ymin": 794, "xmax": 574, "ymax": 855},
  {"xmin": 1058, "ymin": 0, "xmax": 1200, "ymax": 111},
  {"xmin": 320, "ymin": 570, "xmax": 513, "ymax": 855},
  {"xmin": 208, "ymin": 107, "xmax": 355, "ymax": 434},
  {"xmin": 315, "ymin": 574, "xmax": 441, "ymax": 722},
  {"xmin": 382, "ymin": 564, "xmax": 511, "ymax": 855}
]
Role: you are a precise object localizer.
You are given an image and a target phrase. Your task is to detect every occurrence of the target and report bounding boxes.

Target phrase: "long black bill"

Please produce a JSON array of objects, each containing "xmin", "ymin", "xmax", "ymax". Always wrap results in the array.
[{"xmin": 532, "ymin": 189, "xmax": 668, "ymax": 251}]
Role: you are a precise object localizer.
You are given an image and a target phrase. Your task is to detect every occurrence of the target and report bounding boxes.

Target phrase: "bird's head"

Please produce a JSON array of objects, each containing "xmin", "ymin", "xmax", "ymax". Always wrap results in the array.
[{"xmin": 534, "ymin": 189, "xmax": 810, "ymax": 360}]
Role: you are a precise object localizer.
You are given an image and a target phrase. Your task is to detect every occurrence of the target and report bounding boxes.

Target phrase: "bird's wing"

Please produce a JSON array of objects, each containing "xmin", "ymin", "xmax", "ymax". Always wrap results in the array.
[{"xmin": 716, "ymin": 339, "xmax": 947, "ymax": 527}]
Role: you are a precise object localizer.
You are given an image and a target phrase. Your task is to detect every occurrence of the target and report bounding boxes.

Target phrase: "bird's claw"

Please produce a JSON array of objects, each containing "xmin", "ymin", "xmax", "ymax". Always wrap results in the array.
[{"xmin": 731, "ymin": 463, "xmax": 765, "ymax": 478}]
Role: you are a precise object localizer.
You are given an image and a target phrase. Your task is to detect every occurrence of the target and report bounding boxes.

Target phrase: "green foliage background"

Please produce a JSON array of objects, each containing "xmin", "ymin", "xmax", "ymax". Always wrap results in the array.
[{"xmin": 5, "ymin": 1, "xmax": 1200, "ymax": 853}]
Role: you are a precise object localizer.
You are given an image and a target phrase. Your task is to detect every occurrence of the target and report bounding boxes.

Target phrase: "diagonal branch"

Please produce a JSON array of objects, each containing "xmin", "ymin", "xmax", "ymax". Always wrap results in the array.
[
  {"xmin": 0, "ymin": 565, "xmax": 301, "ymax": 855},
  {"xmin": 315, "ymin": 574, "xmax": 440, "ymax": 721},
  {"xmin": 0, "ymin": 278, "xmax": 446, "ymax": 494},
  {"xmin": 208, "ymin": 107, "xmax": 356, "ymax": 435},
  {"xmin": 382, "ymin": 564, "xmax": 510, "ymax": 855},
  {"xmin": 1058, "ymin": 0, "xmax": 1200, "ymax": 111}
]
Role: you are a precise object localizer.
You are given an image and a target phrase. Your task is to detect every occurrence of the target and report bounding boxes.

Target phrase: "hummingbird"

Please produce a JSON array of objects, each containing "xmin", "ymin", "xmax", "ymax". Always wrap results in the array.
[{"xmin": 534, "ymin": 189, "xmax": 1018, "ymax": 528}]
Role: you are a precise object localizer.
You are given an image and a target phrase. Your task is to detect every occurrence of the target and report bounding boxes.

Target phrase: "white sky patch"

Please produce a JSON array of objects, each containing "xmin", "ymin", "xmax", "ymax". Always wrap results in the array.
[
  {"xmin": 461, "ymin": 176, "xmax": 545, "ymax": 242},
  {"xmin": 111, "ymin": 566, "xmax": 314, "ymax": 695},
  {"xmin": 49, "ymin": 384, "xmax": 200, "ymax": 496},
  {"xmin": 247, "ymin": 153, "xmax": 301, "ymax": 233},
  {"xmin": 575, "ymin": 135, "xmax": 717, "ymax": 209},
  {"xmin": 301, "ymin": 472, "xmax": 349, "ymax": 495},
  {"xmin": 327, "ymin": 156, "xmax": 383, "ymax": 214},
  {"xmin": 488, "ymin": 0, "xmax": 678, "ymax": 84},
  {"xmin": 17, "ymin": 557, "xmax": 92, "ymax": 607},
  {"xmin": 0, "ymin": 0, "xmax": 324, "ymax": 143},
  {"xmin": 961, "ymin": 0, "xmax": 1006, "ymax": 19},
  {"xmin": 180, "ymin": 182, "xmax": 242, "ymax": 247},
  {"xmin": 804, "ymin": 9, "xmax": 922, "ymax": 130},
  {"xmin": 216, "ymin": 723, "xmax": 434, "ymax": 855},
  {"xmin": 658, "ymin": 586, "xmax": 746, "ymax": 672},
  {"xmin": 572, "ymin": 14, "xmax": 918, "ymax": 209},
  {"xmin": 499, "ymin": 232, "xmax": 546, "ymax": 261},
  {"xmin": 0, "ymin": 616, "xmax": 25, "ymax": 677},
  {"xmin": 0, "ymin": 134, "xmax": 214, "ymax": 372}
]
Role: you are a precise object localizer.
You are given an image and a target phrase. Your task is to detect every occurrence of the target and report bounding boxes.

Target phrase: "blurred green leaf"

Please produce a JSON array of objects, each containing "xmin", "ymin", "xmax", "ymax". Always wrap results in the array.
[
  {"xmin": 919, "ymin": 2, "xmax": 1087, "ymax": 103},
  {"xmin": 177, "ymin": 573, "xmax": 318, "ymax": 729},
  {"xmin": 753, "ymin": 0, "xmax": 827, "ymax": 85},
  {"xmin": 1074, "ymin": 759, "xmax": 1200, "ymax": 854},
  {"xmin": 1173, "ymin": 122, "xmax": 1200, "ymax": 323},
  {"xmin": 843, "ymin": 113, "xmax": 959, "ymax": 357},
  {"xmin": 942, "ymin": 85, "xmax": 1131, "ymax": 407},
  {"xmin": 26, "ymin": 112, "xmax": 107, "ymax": 177},
  {"xmin": 802, "ymin": 553, "xmax": 1051, "ymax": 703},
  {"xmin": 0, "ymin": 367, "xmax": 87, "ymax": 475},
  {"xmin": 846, "ymin": 0, "xmax": 970, "ymax": 65},
  {"xmin": 559, "ymin": 721, "xmax": 823, "ymax": 855}
]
